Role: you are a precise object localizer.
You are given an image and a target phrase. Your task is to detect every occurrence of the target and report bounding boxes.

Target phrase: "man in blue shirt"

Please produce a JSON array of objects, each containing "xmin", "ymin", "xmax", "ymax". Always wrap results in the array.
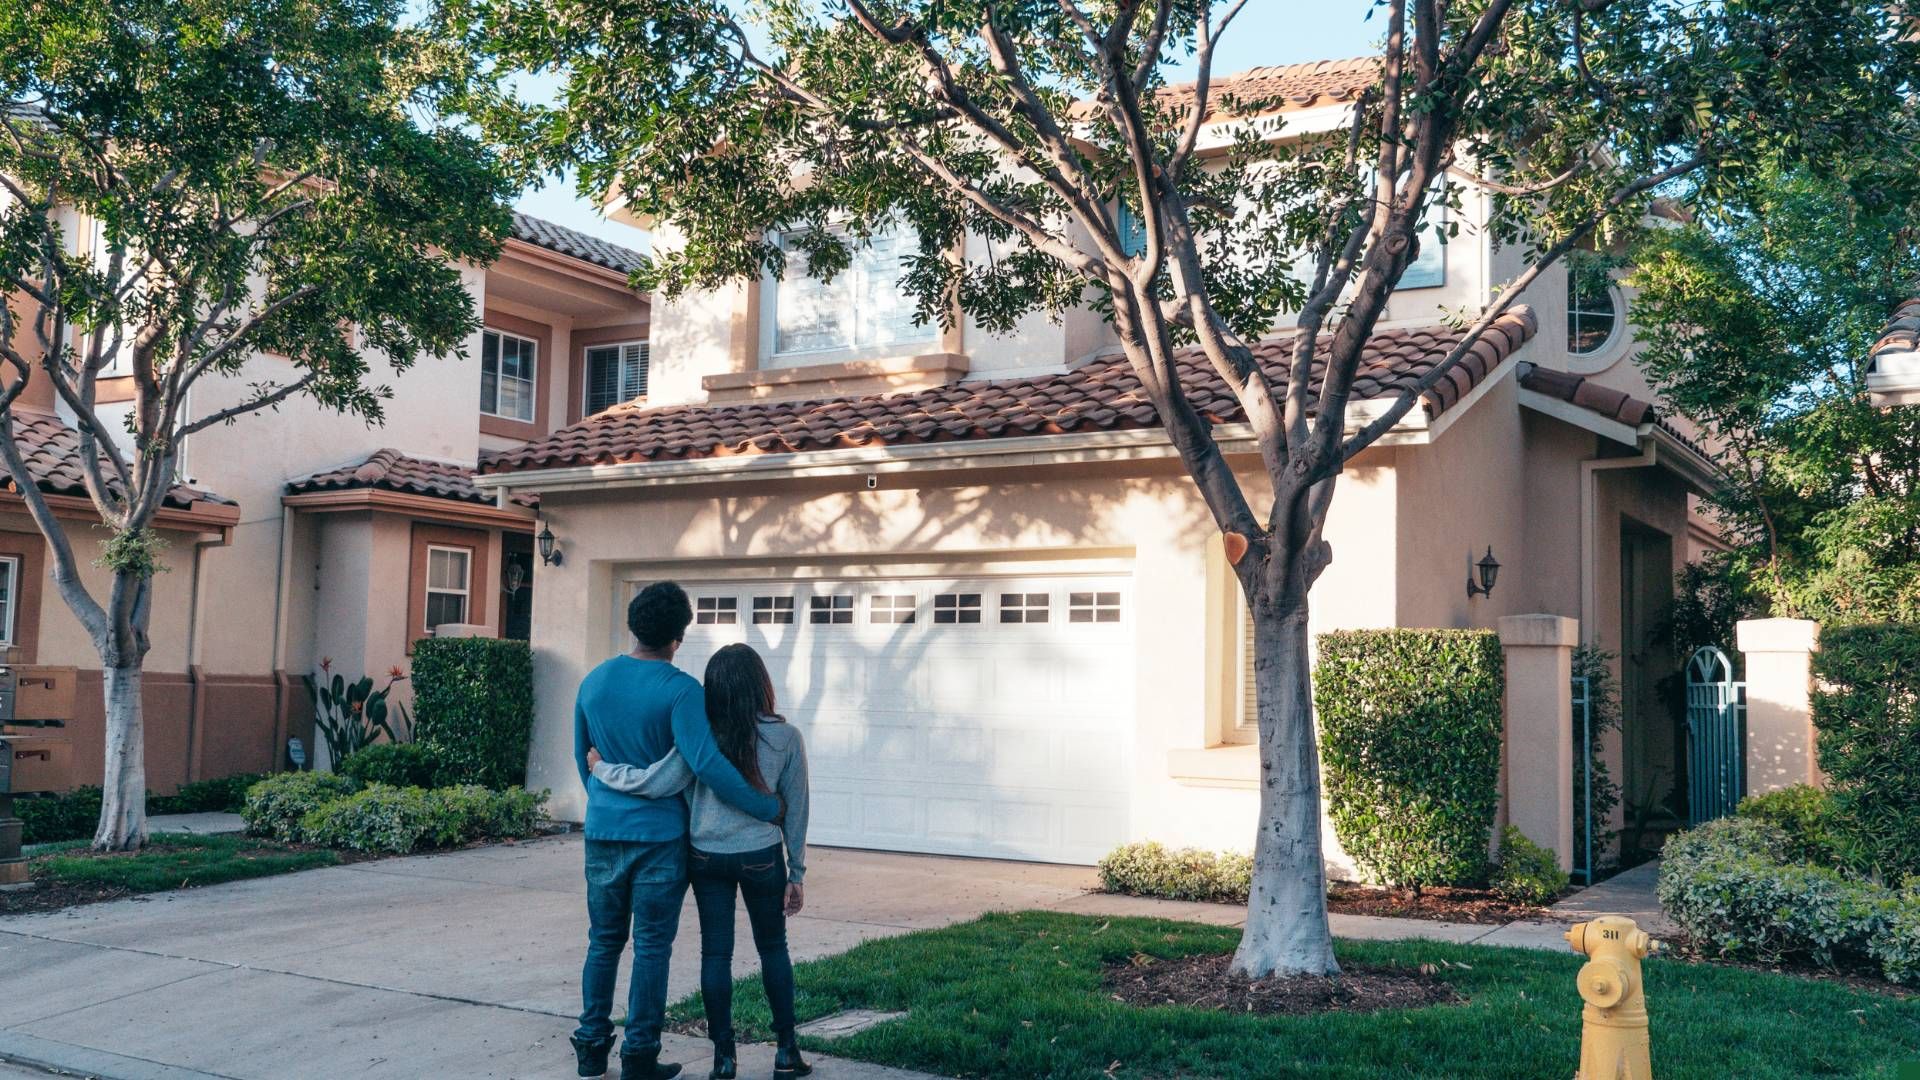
[{"xmin": 571, "ymin": 582, "xmax": 781, "ymax": 1080}]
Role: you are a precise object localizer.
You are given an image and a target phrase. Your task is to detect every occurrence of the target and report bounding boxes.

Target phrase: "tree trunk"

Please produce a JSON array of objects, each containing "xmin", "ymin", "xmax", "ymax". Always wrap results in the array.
[
  {"xmin": 92, "ymin": 664, "xmax": 147, "ymax": 852},
  {"xmin": 1231, "ymin": 585, "xmax": 1339, "ymax": 977}
]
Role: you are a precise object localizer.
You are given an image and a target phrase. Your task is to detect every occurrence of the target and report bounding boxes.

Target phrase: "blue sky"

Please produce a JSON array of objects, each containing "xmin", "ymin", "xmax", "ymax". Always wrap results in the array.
[{"xmin": 512, "ymin": 1, "xmax": 1382, "ymax": 252}]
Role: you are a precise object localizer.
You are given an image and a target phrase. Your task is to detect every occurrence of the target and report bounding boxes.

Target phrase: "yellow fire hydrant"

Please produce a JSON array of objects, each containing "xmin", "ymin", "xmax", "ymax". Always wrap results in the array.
[{"xmin": 1565, "ymin": 915, "xmax": 1660, "ymax": 1080}]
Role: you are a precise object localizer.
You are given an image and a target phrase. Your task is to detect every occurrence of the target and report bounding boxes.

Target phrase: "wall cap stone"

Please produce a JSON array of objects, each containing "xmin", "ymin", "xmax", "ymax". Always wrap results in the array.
[
  {"xmin": 1736, "ymin": 617, "xmax": 1820, "ymax": 654},
  {"xmin": 1497, "ymin": 613, "xmax": 1579, "ymax": 649}
]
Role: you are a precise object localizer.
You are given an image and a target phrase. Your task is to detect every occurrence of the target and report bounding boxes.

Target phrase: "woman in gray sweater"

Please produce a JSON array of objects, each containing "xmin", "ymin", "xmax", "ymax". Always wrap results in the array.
[{"xmin": 587, "ymin": 643, "xmax": 810, "ymax": 1080}]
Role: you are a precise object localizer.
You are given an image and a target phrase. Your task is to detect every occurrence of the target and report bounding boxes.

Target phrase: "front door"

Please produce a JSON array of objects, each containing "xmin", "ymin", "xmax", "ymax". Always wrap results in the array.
[{"xmin": 1620, "ymin": 521, "xmax": 1681, "ymax": 840}]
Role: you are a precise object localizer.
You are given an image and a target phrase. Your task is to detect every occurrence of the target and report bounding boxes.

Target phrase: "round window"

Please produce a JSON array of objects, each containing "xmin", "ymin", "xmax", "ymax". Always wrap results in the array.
[{"xmin": 1566, "ymin": 263, "xmax": 1620, "ymax": 355}]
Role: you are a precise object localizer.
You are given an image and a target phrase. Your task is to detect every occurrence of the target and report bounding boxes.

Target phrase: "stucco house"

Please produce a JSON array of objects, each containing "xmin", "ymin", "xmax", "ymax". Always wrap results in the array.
[
  {"xmin": 475, "ymin": 59, "xmax": 1721, "ymax": 870},
  {"xmin": 4, "ymin": 211, "xmax": 651, "ymax": 784}
]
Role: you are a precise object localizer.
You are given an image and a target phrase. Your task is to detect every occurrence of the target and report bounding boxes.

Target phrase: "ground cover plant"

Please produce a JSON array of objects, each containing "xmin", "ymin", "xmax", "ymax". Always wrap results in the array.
[
  {"xmin": 2, "ymin": 832, "xmax": 340, "ymax": 916},
  {"xmin": 667, "ymin": 910, "xmax": 1920, "ymax": 1079},
  {"xmin": 240, "ymin": 771, "xmax": 546, "ymax": 854}
]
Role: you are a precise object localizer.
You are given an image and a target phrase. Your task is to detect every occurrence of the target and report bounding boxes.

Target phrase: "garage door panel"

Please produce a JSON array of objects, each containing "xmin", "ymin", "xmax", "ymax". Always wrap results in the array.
[{"xmin": 625, "ymin": 571, "xmax": 1134, "ymax": 864}]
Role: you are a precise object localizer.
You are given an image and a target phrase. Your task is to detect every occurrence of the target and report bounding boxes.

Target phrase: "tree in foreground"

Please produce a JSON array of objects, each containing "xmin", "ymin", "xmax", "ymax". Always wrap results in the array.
[
  {"xmin": 459, "ymin": 0, "xmax": 1915, "ymax": 975},
  {"xmin": 1633, "ymin": 160, "xmax": 1920, "ymax": 625},
  {"xmin": 0, "ymin": 0, "xmax": 513, "ymax": 850}
]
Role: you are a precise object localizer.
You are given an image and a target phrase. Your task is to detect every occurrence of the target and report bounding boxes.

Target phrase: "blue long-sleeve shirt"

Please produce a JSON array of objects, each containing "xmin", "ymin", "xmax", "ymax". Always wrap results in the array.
[{"xmin": 573, "ymin": 655, "xmax": 780, "ymax": 840}]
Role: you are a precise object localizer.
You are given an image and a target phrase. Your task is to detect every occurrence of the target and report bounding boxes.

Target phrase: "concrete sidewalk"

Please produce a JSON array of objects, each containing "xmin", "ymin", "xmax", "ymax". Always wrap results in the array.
[{"xmin": 0, "ymin": 836, "xmax": 1647, "ymax": 1079}]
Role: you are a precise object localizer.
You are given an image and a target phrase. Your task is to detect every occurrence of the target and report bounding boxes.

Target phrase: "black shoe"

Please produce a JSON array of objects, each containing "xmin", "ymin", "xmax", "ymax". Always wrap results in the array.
[
  {"xmin": 571, "ymin": 1034, "xmax": 616, "ymax": 1078},
  {"xmin": 620, "ymin": 1047, "xmax": 684, "ymax": 1080},
  {"xmin": 708, "ymin": 1038, "xmax": 737, "ymax": 1079},
  {"xmin": 773, "ymin": 1038, "xmax": 811, "ymax": 1079}
]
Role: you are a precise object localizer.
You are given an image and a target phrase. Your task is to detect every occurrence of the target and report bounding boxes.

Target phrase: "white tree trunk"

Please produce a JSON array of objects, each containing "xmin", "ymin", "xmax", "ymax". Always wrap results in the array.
[
  {"xmin": 1231, "ymin": 594, "xmax": 1339, "ymax": 978},
  {"xmin": 92, "ymin": 665, "xmax": 147, "ymax": 851}
]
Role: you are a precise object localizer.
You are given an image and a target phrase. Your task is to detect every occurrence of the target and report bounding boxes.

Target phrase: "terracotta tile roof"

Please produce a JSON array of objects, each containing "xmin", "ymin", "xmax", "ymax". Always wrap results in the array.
[
  {"xmin": 289, "ymin": 449, "xmax": 537, "ymax": 509},
  {"xmin": 510, "ymin": 212, "xmax": 646, "ymax": 276},
  {"xmin": 481, "ymin": 308, "xmax": 1540, "ymax": 475},
  {"xmin": 1514, "ymin": 363, "xmax": 1659, "ymax": 426},
  {"xmin": 3, "ymin": 411, "xmax": 232, "ymax": 510},
  {"xmin": 1872, "ymin": 296, "xmax": 1920, "ymax": 361},
  {"xmin": 1155, "ymin": 57, "xmax": 1381, "ymax": 120}
]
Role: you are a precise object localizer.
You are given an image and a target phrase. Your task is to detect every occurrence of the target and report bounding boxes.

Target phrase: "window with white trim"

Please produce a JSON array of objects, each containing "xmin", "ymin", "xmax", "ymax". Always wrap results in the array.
[
  {"xmin": 695, "ymin": 596, "xmax": 738, "ymax": 625},
  {"xmin": 999, "ymin": 593, "xmax": 1050, "ymax": 624},
  {"xmin": 752, "ymin": 596, "xmax": 795, "ymax": 624},
  {"xmin": 481, "ymin": 329, "xmax": 537, "ymax": 422},
  {"xmin": 1068, "ymin": 591, "xmax": 1123, "ymax": 623},
  {"xmin": 0, "ymin": 555, "xmax": 18, "ymax": 646},
  {"xmin": 424, "ymin": 546, "xmax": 472, "ymax": 632},
  {"xmin": 870, "ymin": 594, "xmax": 916, "ymax": 624},
  {"xmin": 1230, "ymin": 601, "xmax": 1258, "ymax": 744},
  {"xmin": 933, "ymin": 593, "xmax": 981, "ymax": 624},
  {"xmin": 809, "ymin": 595, "xmax": 854, "ymax": 624},
  {"xmin": 773, "ymin": 226, "xmax": 935, "ymax": 356},
  {"xmin": 584, "ymin": 340, "xmax": 649, "ymax": 415},
  {"xmin": 1567, "ymin": 262, "xmax": 1621, "ymax": 355}
]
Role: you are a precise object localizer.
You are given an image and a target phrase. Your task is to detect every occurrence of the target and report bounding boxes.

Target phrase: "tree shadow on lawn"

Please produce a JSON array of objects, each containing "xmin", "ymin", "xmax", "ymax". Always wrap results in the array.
[{"xmin": 667, "ymin": 910, "xmax": 1920, "ymax": 1080}]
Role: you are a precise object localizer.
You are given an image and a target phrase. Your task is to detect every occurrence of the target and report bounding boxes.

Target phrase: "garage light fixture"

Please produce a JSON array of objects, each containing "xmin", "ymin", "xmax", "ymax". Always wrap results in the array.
[
  {"xmin": 538, "ymin": 522, "xmax": 564, "ymax": 567},
  {"xmin": 1466, "ymin": 546, "xmax": 1501, "ymax": 599}
]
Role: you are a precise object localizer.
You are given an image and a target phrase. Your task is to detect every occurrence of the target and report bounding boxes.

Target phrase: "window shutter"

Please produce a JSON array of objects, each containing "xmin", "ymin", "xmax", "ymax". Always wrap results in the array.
[
  {"xmin": 624, "ymin": 342, "xmax": 650, "ymax": 400},
  {"xmin": 1233, "ymin": 601, "xmax": 1259, "ymax": 743}
]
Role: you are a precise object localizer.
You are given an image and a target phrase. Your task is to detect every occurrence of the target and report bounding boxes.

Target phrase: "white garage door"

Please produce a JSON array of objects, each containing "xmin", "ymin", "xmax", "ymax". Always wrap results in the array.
[{"xmin": 623, "ymin": 572, "xmax": 1134, "ymax": 865}]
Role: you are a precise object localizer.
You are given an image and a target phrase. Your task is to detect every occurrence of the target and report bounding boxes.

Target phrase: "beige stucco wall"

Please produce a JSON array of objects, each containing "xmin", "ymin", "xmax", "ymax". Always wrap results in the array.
[{"xmin": 0, "ymin": 509, "xmax": 204, "ymax": 674}]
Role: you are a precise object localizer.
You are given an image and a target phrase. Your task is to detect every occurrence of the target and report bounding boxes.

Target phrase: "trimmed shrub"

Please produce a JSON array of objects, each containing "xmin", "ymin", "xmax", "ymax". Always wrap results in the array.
[
  {"xmin": 340, "ymin": 743, "xmax": 442, "ymax": 789},
  {"xmin": 242, "ymin": 772, "xmax": 358, "ymax": 841},
  {"xmin": 17, "ymin": 787, "xmax": 103, "ymax": 845},
  {"xmin": 1811, "ymin": 623, "xmax": 1920, "ymax": 880},
  {"xmin": 1316, "ymin": 628, "xmax": 1505, "ymax": 889},
  {"xmin": 299, "ymin": 783, "xmax": 547, "ymax": 854},
  {"xmin": 1097, "ymin": 842, "xmax": 1252, "ymax": 903},
  {"xmin": 410, "ymin": 637, "xmax": 534, "ymax": 789},
  {"xmin": 1657, "ymin": 818, "xmax": 1887, "ymax": 968},
  {"xmin": 1491, "ymin": 827, "xmax": 1570, "ymax": 905},
  {"xmin": 1871, "ymin": 886, "xmax": 1920, "ymax": 986},
  {"xmin": 1736, "ymin": 785, "xmax": 1844, "ymax": 867},
  {"xmin": 148, "ymin": 773, "xmax": 268, "ymax": 816}
]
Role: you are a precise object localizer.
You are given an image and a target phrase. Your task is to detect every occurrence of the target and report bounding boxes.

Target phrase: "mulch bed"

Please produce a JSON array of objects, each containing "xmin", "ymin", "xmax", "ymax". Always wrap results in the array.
[
  {"xmin": 1104, "ymin": 952, "xmax": 1464, "ymax": 1017},
  {"xmin": 1326, "ymin": 882, "xmax": 1550, "ymax": 925}
]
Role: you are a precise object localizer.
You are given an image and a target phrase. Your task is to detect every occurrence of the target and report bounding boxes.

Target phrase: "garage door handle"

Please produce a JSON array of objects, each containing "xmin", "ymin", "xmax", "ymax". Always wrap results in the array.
[{"xmin": 14, "ymin": 750, "xmax": 49, "ymax": 762}]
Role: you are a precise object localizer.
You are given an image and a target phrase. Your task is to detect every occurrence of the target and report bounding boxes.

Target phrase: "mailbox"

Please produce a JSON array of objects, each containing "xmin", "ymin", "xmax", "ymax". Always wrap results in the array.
[
  {"xmin": 1, "ymin": 733, "xmax": 73, "ymax": 794},
  {"xmin": 10, "ymin": 665, "xmax": 76, "ymax": 725}
]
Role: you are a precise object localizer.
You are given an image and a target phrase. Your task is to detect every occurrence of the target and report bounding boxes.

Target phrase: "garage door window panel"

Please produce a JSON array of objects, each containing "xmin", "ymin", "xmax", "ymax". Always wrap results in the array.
[
  {"xmin": 999, "ymin": 593, "xmax": 1050, "ymax": 623},
  {"xmin": 1068, "ymin": 591, "xmax": 1123, "ymax": 623},
  {"xmin": 870, "ymin": 594, "xmax": 916, "ymax": 624},
  {"xmin": 810, "ymin": 594, "xmax": 854, "ymax": 624},
  {"xmin": 933, "ymin": 593, "xmax": 982, "ymax": 624},
  {"xmin": 696, "ymin": 596, "xmax": 738, "ymax": 625},
  {"xmin": 753, "ymin": 596, "xmax": 795, "ymax": 624}
]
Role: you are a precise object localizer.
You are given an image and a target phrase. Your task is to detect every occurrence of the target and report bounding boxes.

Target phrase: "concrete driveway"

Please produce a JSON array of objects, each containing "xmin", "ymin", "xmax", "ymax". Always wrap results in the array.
[{"xmin": 0, "ymin": 835, "xmax": 1103, "ymax": 1079}]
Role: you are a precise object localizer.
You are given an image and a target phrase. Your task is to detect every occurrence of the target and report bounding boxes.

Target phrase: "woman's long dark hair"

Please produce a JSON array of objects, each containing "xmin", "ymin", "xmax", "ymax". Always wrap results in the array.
[{"xmin": 704, "ymin": 643, "xmax": 781, "ymax": 793}]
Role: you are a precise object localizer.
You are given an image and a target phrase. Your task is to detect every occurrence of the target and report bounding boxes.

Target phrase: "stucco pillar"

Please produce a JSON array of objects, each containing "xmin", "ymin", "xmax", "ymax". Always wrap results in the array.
[
  {"xmin": 1735, "ymin": 618, "xmax": 1822, "ymax": 794},
  {"xmin": 1498, "ymin": 614, "xmax": 1578, "ymax": 871}
]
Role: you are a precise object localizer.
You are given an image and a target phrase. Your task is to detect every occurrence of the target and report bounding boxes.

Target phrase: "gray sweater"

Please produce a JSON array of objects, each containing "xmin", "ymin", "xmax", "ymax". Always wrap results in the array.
[{"xmin": 591, "ymin": 717, "xmax": 809, "ymax": 883}]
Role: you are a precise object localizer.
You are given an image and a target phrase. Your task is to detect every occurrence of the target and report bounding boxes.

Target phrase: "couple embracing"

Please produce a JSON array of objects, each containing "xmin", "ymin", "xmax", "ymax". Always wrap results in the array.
[{"xmin": 570, "ymin": 582, "xmax": 812, "ymax": 1080}]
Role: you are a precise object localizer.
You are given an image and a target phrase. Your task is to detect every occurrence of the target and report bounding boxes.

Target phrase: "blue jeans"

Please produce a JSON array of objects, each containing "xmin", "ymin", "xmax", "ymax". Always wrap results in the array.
[
  {"xmin": 576, "ymin": 837, "xmax": 688, "ymax": 1053},
  {"xmin": 689, "ymin": 843, "xmax": 796, "ymax": 1042}
]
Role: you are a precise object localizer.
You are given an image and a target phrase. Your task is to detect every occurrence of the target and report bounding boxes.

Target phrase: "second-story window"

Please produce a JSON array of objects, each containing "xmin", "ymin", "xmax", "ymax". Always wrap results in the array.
[
  {"xmin": 584, "ymin": 341, "xmax": 649, "ymax": 415},
  {"xmin": 1567, "ymin": 260, "xmax": 1621, "ymax": 355},
  {"xmin": 774, "ymin": 227, "xmax": 935, "ymax": 357},
  {"xmin": 481, "ymin": 329, "xmax": 537, "ymax": 422}
]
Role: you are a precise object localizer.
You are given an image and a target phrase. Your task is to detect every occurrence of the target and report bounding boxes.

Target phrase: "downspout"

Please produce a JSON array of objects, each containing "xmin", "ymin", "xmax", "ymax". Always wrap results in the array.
[
  {"xmin": 1579, "ymin": 443, "xmax": 1657, "ymax": 643},
  {"xmin": 268, "ymin": 503, "xmax": 297, "ymax": 766}
]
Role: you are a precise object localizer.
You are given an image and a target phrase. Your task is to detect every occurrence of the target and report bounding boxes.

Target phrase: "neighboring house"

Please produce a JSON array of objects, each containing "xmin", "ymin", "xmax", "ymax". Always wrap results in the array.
[
  {"xmin": 476, "ymin": 59, "xmax": 1721, "ymax": 869},
  {"xmin": 1868, "ymin": 297, "xmax": 1920, "ymax": 407},
  {"xmin": 4, "ymin": 211, "xmax": 649, "ymax": 785}
]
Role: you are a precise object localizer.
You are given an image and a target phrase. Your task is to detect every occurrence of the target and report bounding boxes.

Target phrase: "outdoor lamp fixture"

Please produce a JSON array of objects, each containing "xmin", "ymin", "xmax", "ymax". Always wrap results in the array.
[
  {"xmin": 537, "ymin": 523, "xmax": 564, "ymax": 567},
  {"xmin": 1467, "ymin": 546, "xmax": 1501, "ymax": 599}
]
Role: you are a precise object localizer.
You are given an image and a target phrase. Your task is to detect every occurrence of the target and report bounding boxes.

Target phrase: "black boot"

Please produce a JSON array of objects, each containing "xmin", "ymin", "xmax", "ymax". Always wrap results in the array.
[
  {"xmin": 570, "ymin": 1034, "xmax": 616, "ymax": 1078},
  {"xmin": 773, "ymin": 1036, "xmax": 811, "ymax": 1080},
  {"xmin": 707, "ymin": 1036, "xmax": 737, "ymax": 1079},
  {"xmin": 619, "ymin": 1046, "xmax": 684, "ymax": 1080}
]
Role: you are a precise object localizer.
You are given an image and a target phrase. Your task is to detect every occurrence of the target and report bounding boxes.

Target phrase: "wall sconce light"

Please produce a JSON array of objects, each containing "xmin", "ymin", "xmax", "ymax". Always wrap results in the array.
[
  {"xmin": 1467, "ymin": 546, "xmax": 1501, "ymax": 599},
  {"xmin": 538, "ymin": 523, "xmax": 564, "ymax": 567}
]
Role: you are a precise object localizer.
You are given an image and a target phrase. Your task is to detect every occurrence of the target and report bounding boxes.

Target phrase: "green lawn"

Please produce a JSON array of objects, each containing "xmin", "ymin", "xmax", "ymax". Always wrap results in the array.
[
  {"xmin": 669, "ymin": 911, "xmax": 1920, "ymax": 1079},
  {"xmin": 30, "ymin": 831, "xmax": 340, "ymax": 893}
]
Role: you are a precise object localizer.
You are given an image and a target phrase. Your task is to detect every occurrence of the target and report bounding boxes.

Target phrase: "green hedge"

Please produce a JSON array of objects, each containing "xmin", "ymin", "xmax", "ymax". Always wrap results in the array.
[
  {"xmin": 1097, "ymin": 842, "xmax": 1252, "ymax": 903},
  {"xmin": 1657, "ymin": 818, "xmax": 1919, "ymax": 979},
  {"xmin": 300, "ymin": 783, "xmax": 545, "ymax": 854},
  {"xmin": 1316, "ymin": 628, "xmax": 1505, "ymax": 889},
  {"xmin": 1490, "ymin": 827, "xmax": 1570, "ymax": 905},
  {"xmin": 1736, "ymin": 785, "xmax": 1845, "ymax": 867},
  {"xmin": 242, "ymin": 772, "xmax": 359, "ymax": 842},
  {"xmin": 339, "ymin": 743, "xmax": 442, "ymax": 788},
  {"xmin": 20, "ymin": 773, "xmax": 268, "ymax": 845},
  {"xmin": 410, "ymin": 637, "xmax": 534, "ymax": 789},
  {"xmin": 1811, "ymin": 623, "xmax": 1920, "ymax": 880}
]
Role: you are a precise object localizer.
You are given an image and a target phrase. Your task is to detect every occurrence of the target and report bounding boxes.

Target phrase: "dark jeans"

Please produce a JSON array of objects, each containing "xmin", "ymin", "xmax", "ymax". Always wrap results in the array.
[
  {"xmin": 689, "ymin": 843, "xmax": 796, "ymax": 1042},
  {"xmin": 576, "ymin": 837, "xmax": 688, "ymax": 1053}
]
